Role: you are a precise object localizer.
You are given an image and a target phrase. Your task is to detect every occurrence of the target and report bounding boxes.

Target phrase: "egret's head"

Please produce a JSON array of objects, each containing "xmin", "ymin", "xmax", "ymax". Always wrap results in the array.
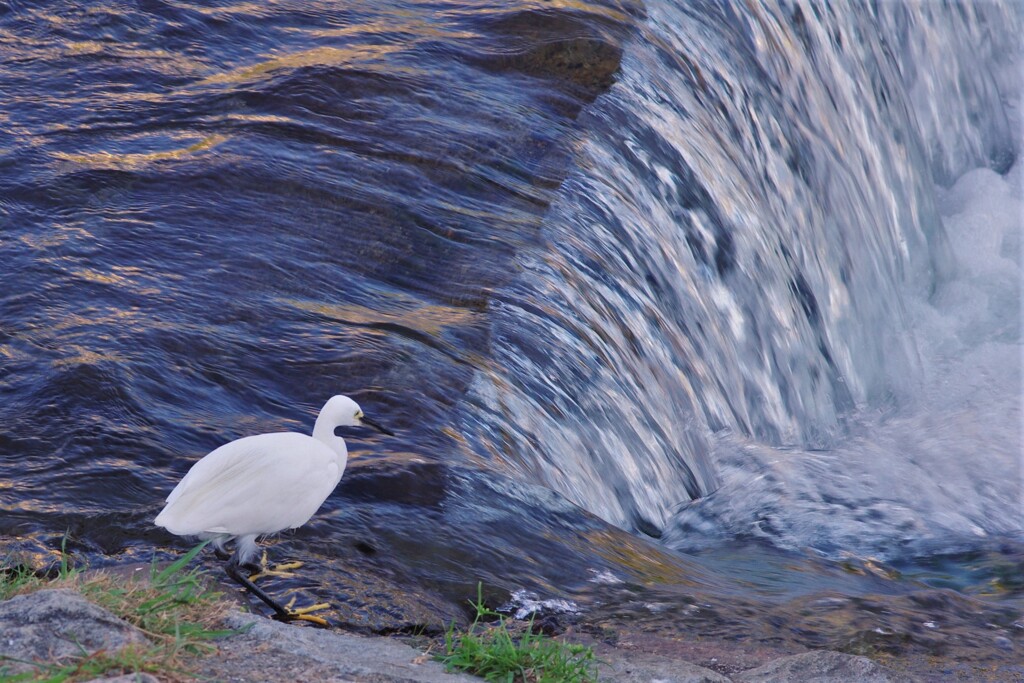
[
  {"xmin": 321, "ymin": 394, "xmax": 362, "ymax": 427},
  {"xmin": 320, "ymin": 394, "xmax": 393, "ymax": 435}
]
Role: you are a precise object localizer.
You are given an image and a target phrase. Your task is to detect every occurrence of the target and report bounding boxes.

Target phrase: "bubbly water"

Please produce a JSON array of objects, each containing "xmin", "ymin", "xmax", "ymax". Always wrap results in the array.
[{"xmin": 463, "ymin": 0, "xmax": 1023, "ymax": 558}]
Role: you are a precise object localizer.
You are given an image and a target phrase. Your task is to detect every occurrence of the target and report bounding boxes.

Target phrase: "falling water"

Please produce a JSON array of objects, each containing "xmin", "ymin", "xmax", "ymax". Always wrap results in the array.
[{"xmin": 462, "ymin": 0, "xmax": 1022, "ymax": 558}]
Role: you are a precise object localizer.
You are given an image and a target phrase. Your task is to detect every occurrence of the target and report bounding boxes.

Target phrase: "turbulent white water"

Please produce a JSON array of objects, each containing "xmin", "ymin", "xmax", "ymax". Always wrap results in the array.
[
  {"xmin": 666, "ymin": 130, "xmax": 1023, "ymax": 558},
  {"xmin": 663, "ymin": 43, "xmax": 1023, "ymax": 558},
  {"xmin": 464, "ymin": 0, "xmax": 1022, "ymax": 558}
]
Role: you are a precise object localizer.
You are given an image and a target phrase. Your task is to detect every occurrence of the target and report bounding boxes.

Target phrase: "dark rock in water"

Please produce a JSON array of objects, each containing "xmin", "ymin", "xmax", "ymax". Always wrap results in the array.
[
  {"xmin": 529, "ymin": 614, "xmax": 563, "ymax": 637},
  {"xmin": 0, "ymin": 589, "xmax": 148, "ymax": 676},
  {"xmin": 734, "ymin": 650, "xmax": 917, "ymax": 683},
  {"xmin": 0, "ymin": 536, "xmax": 65, "ymax": 578},
  {"xmin": 464, "ymin": 6, "xmax": 630, "ymax": 106},
  {"xmin": 496, "ymin": 34, "xmax": 623, "ymax": 96}
]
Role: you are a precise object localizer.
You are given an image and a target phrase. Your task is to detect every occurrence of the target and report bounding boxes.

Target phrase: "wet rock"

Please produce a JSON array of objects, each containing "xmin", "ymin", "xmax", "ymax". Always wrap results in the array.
[
  {"xmin": 993, "ymin": 635, "xmax": 1013, "ymax": 651},
  {"xmin": 197, "ymin": 609, "xmax": 479, "ymax": 683},
  {"xmin": 735, "ymin": 650, "xmax": 917, "ymax": 683},
  {"xmin": 596, "ymin": 649, "xmax": 731, "ymax": 682},
  {"xmin": 0, "ymin": 535, "xmax": 65, "ymax": 577},
  {"xmin": 467, "ymin": 8, "xmax": 629, "ymax": 105},
  {"xmin": 251, "ymin": 464, "xmax": 717, "ymax": 635},
  {"xmin": 529, "ymin": 614, "xmax": 564, "ymax": 637},
  {"xmin": 0, "ymin": 589, "xmax": 148, "ymax": 677},
  {"xmin": 213, "ymin": 554, "xmax": 467, "ymax": 635}
]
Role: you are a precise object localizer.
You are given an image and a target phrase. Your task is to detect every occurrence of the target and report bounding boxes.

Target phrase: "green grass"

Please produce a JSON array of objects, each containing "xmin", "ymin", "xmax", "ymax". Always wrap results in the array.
[
  {"xmin": 0, "ymin": 537, "xmax": 80, "ymax": 601},
  {"xmin": 438, "ymin": 584, "xmax": 596, "ymax": 683},
  {"xmin": 1, "ymin": 540, "xmax": 237, "ymax": 682},
  {"xmin": 0, "ymin": 563, "xmax": 43, "ymax": 602}
]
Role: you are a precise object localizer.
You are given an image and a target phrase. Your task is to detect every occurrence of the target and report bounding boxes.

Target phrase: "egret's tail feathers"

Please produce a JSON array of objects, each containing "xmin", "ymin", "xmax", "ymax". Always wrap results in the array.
[{"xmin": 153, "ymin": 509, "xmax": 170, "ymax": 529}]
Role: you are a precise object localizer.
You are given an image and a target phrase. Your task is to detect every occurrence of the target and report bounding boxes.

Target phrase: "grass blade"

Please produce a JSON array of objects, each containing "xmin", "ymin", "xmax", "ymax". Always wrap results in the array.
[{"xmin": 154, "ymin": 540, "xmax": 210, "ymax": 586}]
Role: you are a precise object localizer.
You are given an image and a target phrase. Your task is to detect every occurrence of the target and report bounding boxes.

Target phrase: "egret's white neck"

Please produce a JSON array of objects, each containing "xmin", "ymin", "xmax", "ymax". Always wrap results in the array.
[{"xmin": 312, "ymin": 417, "xmax": 349, "ymax": 466}]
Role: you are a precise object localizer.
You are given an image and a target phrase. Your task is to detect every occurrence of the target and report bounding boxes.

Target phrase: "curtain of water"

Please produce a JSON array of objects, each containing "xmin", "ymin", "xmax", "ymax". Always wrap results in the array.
[{"xmin": 461, "ymin": 0, "xmax": 1020, "ymax": 537}]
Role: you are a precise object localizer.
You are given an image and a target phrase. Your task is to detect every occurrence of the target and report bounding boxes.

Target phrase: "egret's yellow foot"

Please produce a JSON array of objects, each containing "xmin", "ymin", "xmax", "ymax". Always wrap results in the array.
[
  {"xmin": 249, "ymin": 550, "xmax": 305, "ymax": 581},
  {"xmin": 280, "ymin": 596, "xmax": 332, "ymax": 627},
  {"xmin": 284, "ymin": 611, "xmax": 330, "ymax": 627}
]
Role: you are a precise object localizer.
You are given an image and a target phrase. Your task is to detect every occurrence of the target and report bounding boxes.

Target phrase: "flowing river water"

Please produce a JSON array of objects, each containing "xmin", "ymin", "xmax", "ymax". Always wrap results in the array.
[{"xmin": 1, "ymin": 0, "xmax": 1021, "ymax": 673}]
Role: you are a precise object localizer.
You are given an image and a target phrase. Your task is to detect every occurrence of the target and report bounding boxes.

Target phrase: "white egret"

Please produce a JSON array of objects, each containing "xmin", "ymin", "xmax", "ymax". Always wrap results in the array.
[{"xmin": 154, "ymin": 394, "xmax": 391, "ymax": 625}]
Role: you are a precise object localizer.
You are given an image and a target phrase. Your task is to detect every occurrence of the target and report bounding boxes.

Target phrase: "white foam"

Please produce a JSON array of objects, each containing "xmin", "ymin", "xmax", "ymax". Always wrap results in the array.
[
  {"xmin": 588, "ymin": 568, "xmax": 625, "ymax": 585},
  {"xmin": 502, "ymin": 589, "xmax": 580, "ymax": 620},
  {"xmin": 665, "ymin": 53, "xmax": 1024, "ymax": 559}
]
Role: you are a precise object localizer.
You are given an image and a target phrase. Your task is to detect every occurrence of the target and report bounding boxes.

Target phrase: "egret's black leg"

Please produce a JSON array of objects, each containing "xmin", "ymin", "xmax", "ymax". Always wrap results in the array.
[
  {"xmin": 225, "ymin": 555, "xmax": 291, "ymax": 618},
  {"xmin": 240, "ymin": 558, "xmax": 263, "ymax": 574},
  {"xmin": 224, "ymin": 554, "xmax": 330, "ymax": 627}
]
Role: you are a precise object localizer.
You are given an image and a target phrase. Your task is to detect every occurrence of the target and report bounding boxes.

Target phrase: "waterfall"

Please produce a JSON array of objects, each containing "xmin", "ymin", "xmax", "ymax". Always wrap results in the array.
[{"xmin": 462, "ymin": 0, "xmax": 1021, "ymax": 544}]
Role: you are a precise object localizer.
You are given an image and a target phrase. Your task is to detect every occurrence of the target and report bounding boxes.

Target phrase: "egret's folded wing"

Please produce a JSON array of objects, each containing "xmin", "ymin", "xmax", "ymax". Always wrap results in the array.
[{"xmin": 156, "ymin": 433, "xmax": 340, "ymax": 536}]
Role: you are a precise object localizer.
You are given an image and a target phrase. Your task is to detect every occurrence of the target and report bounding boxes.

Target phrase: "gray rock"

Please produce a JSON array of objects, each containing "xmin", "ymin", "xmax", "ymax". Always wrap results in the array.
[
  {"xmin": 597, "ymin": 649, "xmax": 731, "ymax": 683},
  {"xmin": 197, "ymin": 609, "xmax": 480, "ymax": 682},
  {"xmin": 735, "ymin": 651, "xmax": 918, "ymax": 683},
  {"xmin": 0, "ymin": 589, "xmax": 148, "ymax": 677},
  {"xmin": 82, "ymin": 674, "xmax": 161, "ymax": 683}
]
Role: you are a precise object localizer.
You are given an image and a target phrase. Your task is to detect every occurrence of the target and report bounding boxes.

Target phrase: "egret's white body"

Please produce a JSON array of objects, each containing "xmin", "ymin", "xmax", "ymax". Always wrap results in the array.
[{"xmin": 155, "ymin": 395, "xmax": 378, "ymax": 565}]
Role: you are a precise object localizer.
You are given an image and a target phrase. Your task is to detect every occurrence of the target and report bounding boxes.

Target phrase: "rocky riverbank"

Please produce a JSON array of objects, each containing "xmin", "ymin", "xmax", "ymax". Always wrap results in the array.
[
  {"xmin": 2, "ymin": 583, "xmax": 1019, "ymax": 682},
  {"xmin": 0, "ymin": 587, "xmax": 893, "ymax": 683},
  {"xmin": 2, "ymin": 462, "xmax": 1022, "ymax": 683}
]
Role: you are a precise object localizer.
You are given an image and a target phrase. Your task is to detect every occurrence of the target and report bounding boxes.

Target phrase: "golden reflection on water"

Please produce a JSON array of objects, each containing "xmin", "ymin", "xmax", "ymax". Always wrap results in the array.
[
  {"xmin": 42, "ymin": 306, "xmax": 153, "ymax": 338},
  {"xmin": 17, "ymin": 225, "xmax": 95, "ymax": 252},
  {"xmin": 170, "ymin": 1, "xmax": 268, "ymax": 16},
  {"xmin": 64, "ymin": 41, "xmax": 104, "ymax": 55},
  {"xmin": 223, "ymin": 113, "xmax": 293, "ymax": 124},
  {"xmin": 282, "ymin": 297, "xmax": 478, "ymax": 339},
  {"xmin": 300, "ymin": 16, "xmax": 477, "ymax": 42},
  {"xmin": 51, "ymin": 345, "xmax": 129, "ymax": 369},
  {"xmin": 52, "ymin": 134, "xmax": 228, "ymax": 171},
  {"xmin": 199, "ymin": 45, "xmax": 410, "ymax": 87},
  {"xmin": 66, "ymin": 265, "xmax": 169, "ymax": 299},
  {"xmin": 581, "ymin": 527, "xmax": 702, "ymax": 587},
  {"xmin": 71, "ymin": 268, "xmax": 128, "ymax": 287}
]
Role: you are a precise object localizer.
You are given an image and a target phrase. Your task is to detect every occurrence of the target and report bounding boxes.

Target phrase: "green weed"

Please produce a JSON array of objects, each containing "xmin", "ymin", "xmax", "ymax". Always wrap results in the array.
[
  {"xmin": 1, "ymin": 534, "xmax": 79, "ymax": 601},
  {"xmin": 0, "ymin": 540, "xmax": 235, "ymax": 682},
  {"xmin": 0, "ymin": 563, "xmax": 42, "ymax": 602},
  {"xmin": 438, "ymin": 584, "xmax": 596, "ymax": 683}
]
